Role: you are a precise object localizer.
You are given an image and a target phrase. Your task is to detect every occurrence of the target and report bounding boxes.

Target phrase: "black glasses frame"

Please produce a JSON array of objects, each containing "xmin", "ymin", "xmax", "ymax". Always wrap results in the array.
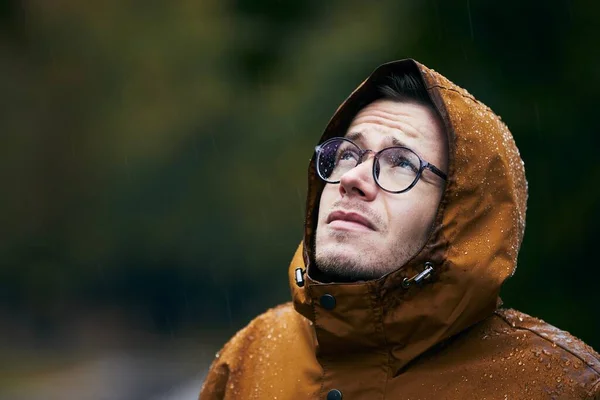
[{"xmin": 315, "ymin": 137, "xmax": 447, "ymax": 194}]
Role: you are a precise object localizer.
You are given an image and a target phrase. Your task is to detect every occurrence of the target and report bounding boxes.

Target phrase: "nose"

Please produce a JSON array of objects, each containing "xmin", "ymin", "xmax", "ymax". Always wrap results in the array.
[{"xmin": 338, "ymin": 155, "xmax": 378, "ymax": 200}]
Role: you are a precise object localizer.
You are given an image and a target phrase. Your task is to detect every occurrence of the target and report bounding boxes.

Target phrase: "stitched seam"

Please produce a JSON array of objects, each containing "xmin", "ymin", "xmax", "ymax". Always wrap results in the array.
[
  {"xmin": 494, "ymin": 311, "xmax": 600, "ymax": 377},
  {"xmin": 428, "ymin": 84, "xmax": 478, "ymax": 103}
]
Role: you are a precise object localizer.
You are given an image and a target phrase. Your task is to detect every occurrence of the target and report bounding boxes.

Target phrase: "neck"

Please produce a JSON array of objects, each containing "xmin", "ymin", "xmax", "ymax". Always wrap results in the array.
[{"xmin": 311, "ymin": 264, "xmax": 373, "ymax": 283}]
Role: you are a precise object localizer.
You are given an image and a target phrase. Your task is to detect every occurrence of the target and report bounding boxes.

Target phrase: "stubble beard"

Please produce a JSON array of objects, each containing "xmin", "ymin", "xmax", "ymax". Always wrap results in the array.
[{"xmin": 314, "ymin": 229, "xmax": 418, "ymax": 282}]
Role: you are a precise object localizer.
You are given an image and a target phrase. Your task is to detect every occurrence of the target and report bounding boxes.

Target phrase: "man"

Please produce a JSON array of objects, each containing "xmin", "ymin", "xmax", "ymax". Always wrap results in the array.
[{"xmin": 200, "ymin": 59, "xmax": 600, "ymax": 399}]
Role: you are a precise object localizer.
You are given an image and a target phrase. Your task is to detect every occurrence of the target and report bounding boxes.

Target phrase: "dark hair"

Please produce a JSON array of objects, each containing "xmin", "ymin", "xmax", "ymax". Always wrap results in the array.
[{"xmin": 377, "ymin": 73, "xmax": 434, "ymax": 109}]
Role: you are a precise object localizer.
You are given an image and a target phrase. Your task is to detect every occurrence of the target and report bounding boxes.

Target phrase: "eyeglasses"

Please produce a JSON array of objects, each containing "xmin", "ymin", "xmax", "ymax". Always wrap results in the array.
[{"xmin": 315, "ymin": 137, "xmax": 447, "ymax": 193}]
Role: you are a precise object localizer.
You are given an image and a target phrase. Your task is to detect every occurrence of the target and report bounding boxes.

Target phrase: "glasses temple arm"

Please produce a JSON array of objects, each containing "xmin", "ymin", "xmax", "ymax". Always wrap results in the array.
[{"xmin": 425, "ymin": 163, "xmax": 448, "ymax": 181}]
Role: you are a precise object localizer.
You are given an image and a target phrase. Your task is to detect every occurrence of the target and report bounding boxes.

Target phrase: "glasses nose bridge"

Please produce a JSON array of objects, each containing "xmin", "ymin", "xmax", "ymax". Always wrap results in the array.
[{"xmin": 357, "ymin": 148, "xmax": 377, "ymax": 166}]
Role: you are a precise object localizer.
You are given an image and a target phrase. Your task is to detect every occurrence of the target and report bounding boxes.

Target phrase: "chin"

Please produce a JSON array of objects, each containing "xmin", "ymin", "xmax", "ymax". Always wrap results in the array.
[
  {"xmin": 316, "ymin": 243, "xmax": 358, "ymax": 265},
  {"xmin": 315, "ymin": 242, "xmax": 383, "ymax": 280},
  {"xmin": 317, "ymin": 225, "xmax": 369, "ymax": 256}
]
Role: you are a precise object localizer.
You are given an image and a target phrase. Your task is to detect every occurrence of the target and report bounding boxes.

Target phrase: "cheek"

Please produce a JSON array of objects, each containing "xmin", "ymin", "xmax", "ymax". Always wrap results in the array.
[
  {"xmin": 318, "ymin": 185, "xmax": 338, "ymax": 221},
  {"xmin": 386, "ymin": 195, "xmax": 439, "ymax": 238}
]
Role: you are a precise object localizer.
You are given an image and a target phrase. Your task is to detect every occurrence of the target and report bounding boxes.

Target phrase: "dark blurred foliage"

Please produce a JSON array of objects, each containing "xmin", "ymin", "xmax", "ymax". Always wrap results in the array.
[{"xmin": 1, "ymin": 0, "xmax": 598, "ymax": 352}]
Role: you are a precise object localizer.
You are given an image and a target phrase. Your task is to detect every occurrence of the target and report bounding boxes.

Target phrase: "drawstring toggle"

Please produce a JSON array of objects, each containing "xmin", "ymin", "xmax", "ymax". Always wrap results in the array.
[{"xmin": 402, "ymin": 262, "xmax": 435, "ymax": 289}]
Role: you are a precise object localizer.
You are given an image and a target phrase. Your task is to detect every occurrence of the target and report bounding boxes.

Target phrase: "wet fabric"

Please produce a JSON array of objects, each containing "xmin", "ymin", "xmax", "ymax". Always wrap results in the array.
[{"xmin": 199, "ymin": 59, "xmax": 600, "ymax": 399}]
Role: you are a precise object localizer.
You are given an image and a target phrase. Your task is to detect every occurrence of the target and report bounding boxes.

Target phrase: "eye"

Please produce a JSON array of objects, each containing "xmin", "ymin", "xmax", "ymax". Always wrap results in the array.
[
  {"xmin": 390, "ymin": 155, "xmax": 419, "ymax": 173},
  {"xmin": 337, "ymin": 149, "xmax": 359, "ymax": 163},
  {"xmin": 395, "ymin": 157, "xmax": 415, "ymax": 169}
]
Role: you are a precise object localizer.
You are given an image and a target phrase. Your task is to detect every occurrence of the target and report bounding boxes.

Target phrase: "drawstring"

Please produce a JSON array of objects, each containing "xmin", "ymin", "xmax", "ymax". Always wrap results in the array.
[{"xmin": 402, "ymin": 262, "xmax": 435, "ymax": 289}]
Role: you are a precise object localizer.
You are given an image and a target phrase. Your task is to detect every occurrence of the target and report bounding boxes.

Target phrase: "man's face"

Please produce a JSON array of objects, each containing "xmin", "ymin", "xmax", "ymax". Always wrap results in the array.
[{"xmin": 314, "ymin": 99, "xmax": 448, "ymax": 281}]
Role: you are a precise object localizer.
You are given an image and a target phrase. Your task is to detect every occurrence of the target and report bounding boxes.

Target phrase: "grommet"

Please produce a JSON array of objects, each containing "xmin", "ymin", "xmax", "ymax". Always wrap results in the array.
[
  {"xmin": 320, "ymin": 294, "xmax": 336, "ymax": 310},
  {"xmin": 327, "ymin": 389, "xmax": 342, "ymax": 400}
]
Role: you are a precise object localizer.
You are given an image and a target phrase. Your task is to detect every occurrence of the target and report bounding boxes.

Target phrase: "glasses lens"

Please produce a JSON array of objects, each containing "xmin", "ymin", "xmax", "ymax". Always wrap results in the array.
[
  {"xmin": 317, "ymin": 139, "xmax": 360, "ymax": 182},
  {"xmin": 376, "ymin": 147, "xmax": 421, "ymax": 192}
]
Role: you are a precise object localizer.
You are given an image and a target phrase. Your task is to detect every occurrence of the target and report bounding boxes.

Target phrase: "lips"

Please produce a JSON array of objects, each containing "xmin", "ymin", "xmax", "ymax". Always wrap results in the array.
[{"xmin": 327, "ymin": 210, "xmax": 376, "ymax": 231}]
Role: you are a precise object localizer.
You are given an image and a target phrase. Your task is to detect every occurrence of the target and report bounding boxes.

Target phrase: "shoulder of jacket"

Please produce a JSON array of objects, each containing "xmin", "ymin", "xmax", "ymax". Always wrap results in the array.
[
  {"xmin": 243, "ymin": 301, "xmax": 299, "ymax": 338},
  {"xmin": 493, "ymin": 308, "xmax": 600, "ymax": 369},
  {"xmin": 211, "ymin": 302, "xmax": 298, "ymax": 363},
  {"xmin": 493, "ymin": 308, "xmax": 600, "ymax": 395},
  {"xmin": 200, "ymin": 302, "xmax": 299, "ymax": 398}
]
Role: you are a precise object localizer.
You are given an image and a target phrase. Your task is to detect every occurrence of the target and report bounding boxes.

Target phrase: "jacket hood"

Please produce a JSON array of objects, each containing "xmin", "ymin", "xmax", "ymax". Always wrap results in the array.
[{"xmin": 288, "ymin": 59, "xmax": 528, "ymax": 372}]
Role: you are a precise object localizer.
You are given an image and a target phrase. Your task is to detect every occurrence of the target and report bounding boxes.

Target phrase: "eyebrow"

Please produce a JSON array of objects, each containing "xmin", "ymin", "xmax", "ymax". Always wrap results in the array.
[{"xmin": 346, "ymin": 131, "xmax": 409, "ymax": 148}]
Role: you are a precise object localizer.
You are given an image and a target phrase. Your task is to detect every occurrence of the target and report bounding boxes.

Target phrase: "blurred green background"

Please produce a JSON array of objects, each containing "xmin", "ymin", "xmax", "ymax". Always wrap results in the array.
[{"xmin": 1, "ymin": 0, "xmax": 599, "ymax": 396}]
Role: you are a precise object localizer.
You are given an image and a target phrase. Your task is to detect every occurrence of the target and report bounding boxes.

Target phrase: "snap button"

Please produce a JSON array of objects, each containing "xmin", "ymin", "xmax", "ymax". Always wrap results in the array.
[
  {"xmin": 327, "ymin": 389, "xmax": 343, "ymax": 400},
  {"xmin": 320, "ymin": 294, "xmax": 336, "ymax": 310}
]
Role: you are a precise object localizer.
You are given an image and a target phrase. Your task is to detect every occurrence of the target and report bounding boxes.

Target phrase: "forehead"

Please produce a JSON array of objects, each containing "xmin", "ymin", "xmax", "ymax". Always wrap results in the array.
[{"xmin": 344, "ymin": 99, "xmax": 444, "ymax": 151}]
